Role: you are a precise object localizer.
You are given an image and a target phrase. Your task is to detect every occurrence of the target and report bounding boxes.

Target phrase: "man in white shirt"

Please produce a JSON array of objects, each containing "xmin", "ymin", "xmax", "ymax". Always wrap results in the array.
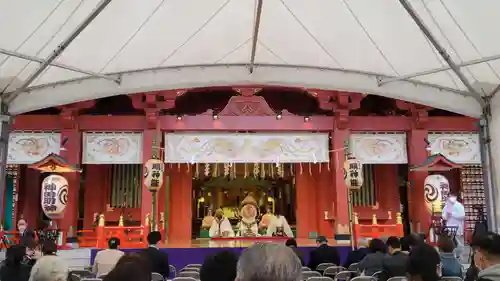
[
  {"xmin": 209, "ymin": 209, "xmax": 234, "ymax": 237},
  {"xmin": 442, "ymin": 194, "xmax": 467, "ymax": 261},
  {"xmin": 92, "ymin": 237, "xmax": 124, "ymax": 277}
]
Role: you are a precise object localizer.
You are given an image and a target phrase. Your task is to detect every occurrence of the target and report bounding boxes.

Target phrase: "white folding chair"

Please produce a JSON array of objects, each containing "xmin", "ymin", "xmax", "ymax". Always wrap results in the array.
[
  {"xmin": 303, "ymin": 266, "xmax": 313, "ymax": 271},
  {"xmin": 178, "ymin": 271, "xmax": 200, "ymax": 279},
  {"xmin": 350, "ymin": 277, "xmax": 377, "ymax": 281},
  {"xmin": 334, "ymin": 271, "xmax": 358, "ymax": 281},
  {"xmin": 387, "ymin": 277, "xmax": 408, "ymax": 281},
  {"xmin": 173, "ymin": 277, "xmax": 198, "ymax": 281},
  {"xmin": 170, "ymin": 265, "xmax": 178, "ymax": 278},
  {"xmin": 372, "ymin": 271, "xmax": 382, "ymax": 278},
  {"xmin": 324, "ymin": 266, "xmax": 347, "ymax": 278},
  {"xmin": 317, "ymin": 263, "xmax": 337, "ymax": 272},
  {"xmin": 181, "ymin": 267, "xmax": 200, "ymax": 273},
  {"xmin": 152, "ymin": 272, "xmax": 165, "ymax": 281},
  {"xmin": 302, "ymin": 271, "xmax": 322, "ymax": 280},
  {"xmin": 185, "ymin": 264, "xmax": 202, "ymax": 269},
  {"xmin": 80, "ymin": 279, "xmax": 102, "ymax": 281},
  {"xmin": 308, "ymin": 277, "xmax": 334, "ymax": 281},
  {"xmin": 348, "ymin": 263, "xmax": 359, "ymax": 272}
]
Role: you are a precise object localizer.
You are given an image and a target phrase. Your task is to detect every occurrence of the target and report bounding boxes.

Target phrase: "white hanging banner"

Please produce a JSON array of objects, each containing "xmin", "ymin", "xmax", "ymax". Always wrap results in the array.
[
  {"xmin": 7, "ymin": 132, "xmax": 61, "ymax": 164},
  {"xmin": 165, "ymin": 133, "xmax": 329, "ymax": 163},
  {"xmin": 83, "ymin": 132, "xmax": 143, "ymax": 164},
  {"xmin": 350, "ymin": 133, "xmax": 408, "ymax": 164},
  {"xmin": 428, "ymin": 133, "xmax": 481, "ymax": 164}
]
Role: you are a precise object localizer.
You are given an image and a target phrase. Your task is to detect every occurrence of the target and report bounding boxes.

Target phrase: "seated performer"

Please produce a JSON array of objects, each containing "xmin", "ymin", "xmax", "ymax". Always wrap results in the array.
[
  {"xmin": 266, "ymin": 213, "xmax": 294, "ymax": 237},
  {"xmin": 209, "ymin": 209, "xmax": 235, "ymax": 237},
  {"xmin": 259, "ymin": 207, "xmax": 276, "ymax": 233},
  {"xmin": 237, "ymin": 195, "xmax": 260, "ymax": 237}
]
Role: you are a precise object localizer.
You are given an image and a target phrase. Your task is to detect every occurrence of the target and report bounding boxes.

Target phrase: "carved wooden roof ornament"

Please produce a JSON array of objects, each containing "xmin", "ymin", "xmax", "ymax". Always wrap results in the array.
[
  {"xmin": 410, "ymin": 153, "xmax": 462, "ymax": 172},
  {"xmin": 29, "ymin": 153, "xmax": 81, "ymax": 173}
]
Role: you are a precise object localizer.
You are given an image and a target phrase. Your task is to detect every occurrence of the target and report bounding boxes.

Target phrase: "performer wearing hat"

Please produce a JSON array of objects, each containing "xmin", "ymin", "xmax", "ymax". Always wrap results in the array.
[
  {"xmin": 237, "ymin": 195, "xmax": 260, "ymax": 237},
  {"xmin": 209, "ymin": 208, "xmax": 234, "ymax": 238}
]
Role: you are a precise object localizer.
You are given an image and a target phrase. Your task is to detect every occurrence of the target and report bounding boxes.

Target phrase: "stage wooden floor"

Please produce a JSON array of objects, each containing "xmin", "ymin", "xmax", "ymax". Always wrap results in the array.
[{"xmin": 159, "ymin": 238, "xmax": 345, "ymax": 248}]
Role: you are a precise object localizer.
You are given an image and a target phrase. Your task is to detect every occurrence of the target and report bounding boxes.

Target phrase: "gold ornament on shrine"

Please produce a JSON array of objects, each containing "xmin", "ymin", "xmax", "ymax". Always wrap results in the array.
[
  {"xmin": 343, "ymin": 155, "xmax": 363, "ymax": 190},
  {"xmin": 144, "ymin": 159, "xmax": 164, "ymax": 192}
]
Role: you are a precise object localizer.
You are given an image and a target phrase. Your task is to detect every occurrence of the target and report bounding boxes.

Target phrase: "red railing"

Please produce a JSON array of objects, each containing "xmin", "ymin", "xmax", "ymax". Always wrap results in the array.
[
  {"xmin": 352, "ymin": 213, "xmax": 404, "ymax": 247},
  {"xmin": 77, "ymin": 225, "xmax": 149, "ymax": 249}
]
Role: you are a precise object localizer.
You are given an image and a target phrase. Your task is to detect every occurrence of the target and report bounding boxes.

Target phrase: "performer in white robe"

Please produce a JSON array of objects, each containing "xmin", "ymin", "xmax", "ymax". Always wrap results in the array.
[
  {"xmin": 237, "ymin": 195, "xmax": 260, "ymax": 237},
  {"xmin": 209, "ymin": 209, "xmax": 234, "ymax": 238},
  {"xmin": 266, "ymin": 214, "xmax": 294, "ymax": 237},
  {"xmin": 442, "ymin": 194, "xmax": 466, "ymax": 261}
]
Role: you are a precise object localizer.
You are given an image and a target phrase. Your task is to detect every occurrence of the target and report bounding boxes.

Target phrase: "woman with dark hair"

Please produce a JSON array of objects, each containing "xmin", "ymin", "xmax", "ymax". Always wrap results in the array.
[
  {"xmin": 104, "ymin": 254, "xmax": 152, "ymax": 281},
  {"xmin": 0, "ymin": 245, "xmax": 32, "ymax": 281},
  {"xmin": 358, "ymin": 238, "xmax": 386, "ymax": 276},
  {"xmin": 438, "ymin": 235, "xmax": 462, "ymax": 277},
  {"xmin": 407, "ymin": 243, "xmax": 441, "ymax": 281}
]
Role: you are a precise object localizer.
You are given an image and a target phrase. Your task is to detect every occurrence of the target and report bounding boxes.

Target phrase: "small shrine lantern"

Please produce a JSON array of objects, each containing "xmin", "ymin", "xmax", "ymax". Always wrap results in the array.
[
  {"xmin": 143, "ymin": 159, "xmax": 164, "ymax": 192},
  {"xmin": 344, "ymin": 156, "xmax": 364, "ymax": 190},
  {"xmin": 28, "ymin": 153, "xmax": 81, "ymax": 220}
]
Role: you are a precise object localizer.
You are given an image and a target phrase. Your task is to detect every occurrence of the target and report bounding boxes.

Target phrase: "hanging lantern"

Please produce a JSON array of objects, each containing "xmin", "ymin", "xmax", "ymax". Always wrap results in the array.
[
  {"xmin": 41, "ymin": 175, "xmax": 68, "ymax": 219},
  {"xmin": 144, "ymin": 159, "xmax": 165, "ymax": 192},
  {"xmin": 343, "ymin": 156, "xmax": 363, "ymax": 190},
  {"xmin": 424, "ymin": 174, "xmax": 447, "ymax": 214}
]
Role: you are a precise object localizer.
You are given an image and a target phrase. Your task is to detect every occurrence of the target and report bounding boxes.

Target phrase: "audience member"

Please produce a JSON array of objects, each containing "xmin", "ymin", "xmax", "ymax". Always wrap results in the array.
[
  {"xmin": 379, "ymin": 236, "xmax": 409, "ymax": 281},
  {"xmin": 438, "ymin": 235, "xmax": 462, "ymax": 277},
  {"xmin": 471, "ymin": 232, "xmax": 500, "ymax": 281},
  {"xmin": 465, "ymin": 251, "xmax": 480, "ymax": 281},
  {"xmin": 140, "ymin": 231, "xmax": 169, "ymax": 279},
  {"xmin": 93, "ymin": 237, "xmax": 125, "ymax": 277},
  {"xmin": 407, "ymin": 233, "xmax": 425, "ymax": 250},
  {"xmin": 200, "ymin": 250, "xmax": 238, "ymax": 281},
  {"xmin": 407, "ymin": 243, "xmax": 441, "ymax": 281},
  {"xmin": 104, "ymin": 254, "xmax": 151, "ymax": 281},
  {"xmin": 237, "ymin": 243, "xmax": 301, "ymax": 281},
  {"xmin": 285, "ymin": 238, "xmax": 305, "ymax": 266},
  {"xmin": 0, "ymin": 245, "xmax": 32, "ymax": 281},
  {"xmin": 28, "ymin": 243, "xmax": 69, "ymax": 281},
  {"xmin": 17, "ymin": 219, "xmax": 35, "ymax": 246},
  {"xmin": 24, "ymin": 240, "xmax": 41, "ymax": 266},
  {"xmin": 358, "ymin": 238, "xmax": 386, "ymax": 276},
  {"xmin": 400, "ymin": 236, "xmax": 410, "ymax": 254},
  {"xmin": 343, "ymin": 238, "xmax": 370, "ymax": 268},
  {"xmin": 308, "ymin": 236, "xmax": 341, "ymax": 271}
]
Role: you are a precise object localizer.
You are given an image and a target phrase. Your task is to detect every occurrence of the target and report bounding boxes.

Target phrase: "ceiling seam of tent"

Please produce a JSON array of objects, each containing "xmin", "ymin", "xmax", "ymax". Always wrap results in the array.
[
  {"xmin": 277, "ymin": 0, "xmax": 342, "ymax": 68},
  {"xmin": 340, "ymin": 0, "xmax": 400, "ymax": 76},
  {"xmin": 1, "ymin": 0, "xmax": 86, "ymax": 94},
  {"xmin": 98, "ymin": 0, "xmax": 167, "ymax": 73},
  {"xmin": 0, "ymin": 0, "xmax": 66, "ymax": 69},
  {"xmin": 439, "ymin": 0, "xmax": 500, "ymax": 80},
  {"xmin": 420, "ymin": 0, "xmax": 478, "ymax": 84},
  {"xmin": 156, "ymin": 0, "xmax": 233, "ymax": 67},
  {"xmin": 214, "ymin": 38, "xmax": 252, "ymax": 64},
  {"xmin": 257, "ymin": 42, "xmax": 288, "ymax": 64}
]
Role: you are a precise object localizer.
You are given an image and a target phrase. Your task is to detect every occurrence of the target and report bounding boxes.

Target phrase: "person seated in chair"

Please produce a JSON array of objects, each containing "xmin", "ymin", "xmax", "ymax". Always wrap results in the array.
[
  {"xmin": 343, "ymin": 238, "xmax": 371, "ymax": 269},
  {"xmin": 358, "ymin": 238, "xmax": 386, "ymax": 276},
  {"xmin": 438, "ymin": 235, "xmax": 462, "ymax": 278},
  {"xmin": 92, "ymin": 237, "xmax": 124, "ymax": 277},
  {"xmin": 140, "ymin": 231, "xmax": 169, "ymax": 279},
  {"xmin": 379, "ymin": 236, "xmax": 409, "ymax": 281},
  {"xmin": 307, "ymin": 236, "xmax": 340, "ymax": 271}
]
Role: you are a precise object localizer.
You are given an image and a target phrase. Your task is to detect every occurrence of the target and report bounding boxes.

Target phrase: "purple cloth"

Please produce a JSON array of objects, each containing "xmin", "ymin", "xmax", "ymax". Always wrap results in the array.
[{"xmin": 91, "ymin": 246, "xmax": 351, "ymax": 271}]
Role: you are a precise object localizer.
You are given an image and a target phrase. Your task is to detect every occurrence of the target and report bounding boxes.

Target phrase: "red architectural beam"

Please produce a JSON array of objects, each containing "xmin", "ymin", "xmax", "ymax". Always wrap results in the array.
[{"xmin": 12, "ymin": 115, "xmax": 479, "ymax": 132}]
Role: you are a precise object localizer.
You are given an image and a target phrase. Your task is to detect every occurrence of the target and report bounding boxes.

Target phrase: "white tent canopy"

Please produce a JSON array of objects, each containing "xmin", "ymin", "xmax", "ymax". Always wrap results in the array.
[{"xmin": 1, "ymin": 0, "xmax": 500, "ymax": 116}]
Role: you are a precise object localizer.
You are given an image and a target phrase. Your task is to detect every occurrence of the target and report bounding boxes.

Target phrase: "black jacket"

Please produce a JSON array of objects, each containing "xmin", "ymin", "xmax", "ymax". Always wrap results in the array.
[
  {"xmin": 19, "ymin": 229, "xmax": 35, "ymax": 246},
  {"xmin": 0, "ymin": 263, "xmax": 32, "ymax": 281},
  {"xmin": 379, "ymin": 251, "xmax": 409, "ymax": 281},
  {"xmin": 308, "ymin": 244, "xmax": 341, "ymax": 270},
  {"xmin": 343, "ymin": 247, "xmax": 370, "ymax": 268},
  {"xmin": 141, "ymin": 246, "xmax": 170, "ymax": 278}
]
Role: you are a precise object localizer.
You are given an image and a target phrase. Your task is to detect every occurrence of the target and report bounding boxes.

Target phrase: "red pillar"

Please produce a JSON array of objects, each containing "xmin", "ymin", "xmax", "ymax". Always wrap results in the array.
[
  {"xmin": 331, "ymin": 129, "xmax": 350, "ymax": 238},
  {"xmin": 407, "ymin": 129, "xmax": 429, "ymax": 232},
  {"xmin": 295, "ymin": 164, "xmax": 315, "ymax": 238},
  {"xmin": 21, "ymin": 168, "xmax": 41, "ymax": 227},
  {"xmin": 168, "ymin": 164, "xmax": 192, "ymax": 241},
  {"xmin": 59, "ymin": 128, "xmax": 81, "ymax": 238},
  {"xmin": 316, "ymin": 164, "xmax": 334, "ymax": 238}
]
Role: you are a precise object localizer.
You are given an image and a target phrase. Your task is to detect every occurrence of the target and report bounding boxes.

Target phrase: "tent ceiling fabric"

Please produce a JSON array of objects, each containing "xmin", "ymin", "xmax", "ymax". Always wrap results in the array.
[{"xmin": 0, "ymin": 0, "xmax": 499, "ymax": 116}]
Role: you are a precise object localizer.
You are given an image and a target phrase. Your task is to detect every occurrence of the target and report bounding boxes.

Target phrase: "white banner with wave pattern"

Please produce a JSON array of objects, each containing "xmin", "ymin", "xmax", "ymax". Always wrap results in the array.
[{"xmin": 165, "ymin": 132, "xmax": 329, "ymax": 163}]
